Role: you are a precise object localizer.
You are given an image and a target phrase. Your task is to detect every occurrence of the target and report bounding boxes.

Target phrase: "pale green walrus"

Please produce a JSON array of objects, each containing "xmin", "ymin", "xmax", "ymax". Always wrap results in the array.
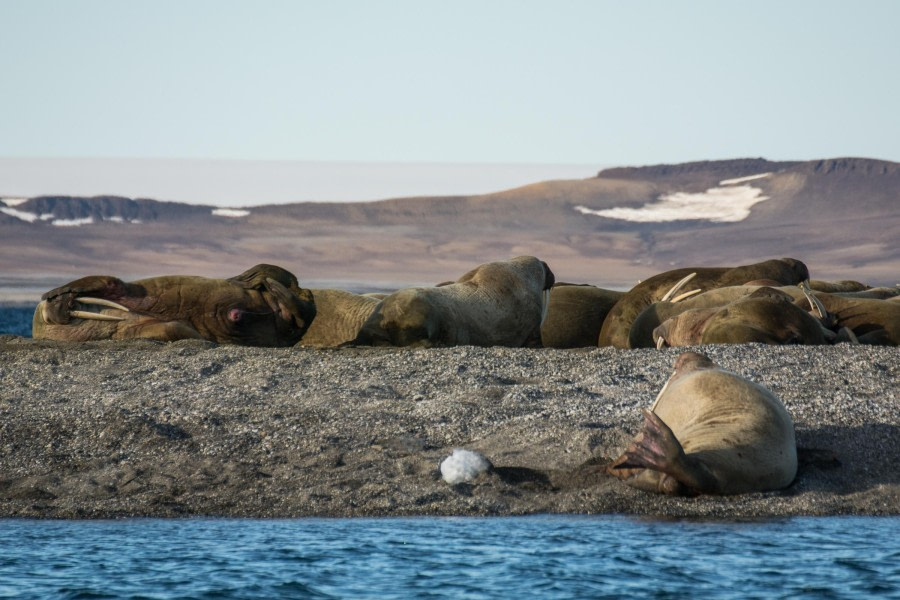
[{"xmin": 608, "ymin": 351, "xmax": 797, "ymax": 496}]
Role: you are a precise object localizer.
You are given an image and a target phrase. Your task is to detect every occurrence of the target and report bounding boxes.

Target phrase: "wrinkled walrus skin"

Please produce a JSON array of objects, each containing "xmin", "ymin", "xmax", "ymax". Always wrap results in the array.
[
  {"xmin": 608, "ymin": 351, "xmax": 797, "ymax": 496},
  {"xmin": 353, "ymin": 256, "xmax": 555, "ymax": 347},
  {"xmin": 598, "ymin": 258, "xmax": 810, "ymax": 348},
  {"xmin": 297, "ymin": 289, "xmax": 380, "ymax": 348},
  {"xmin": 33, "ymin": 264, "xmax": 316, "ymax": 346}
]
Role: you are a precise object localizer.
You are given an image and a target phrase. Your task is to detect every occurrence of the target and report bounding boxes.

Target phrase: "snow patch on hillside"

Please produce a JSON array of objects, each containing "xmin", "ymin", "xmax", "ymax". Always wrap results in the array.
[
  {"xmin": 1, "ymin": 201, "xmax": 142, "ymax": 225},
  {"xmin": 1, "ymin": 207, "xmax": 40, "ymax": 222},
  {"xmin": 719, "ymin": 172, "xmax": 772, "ymax": 185},
  {"xmin": 212, "ymin": 208, "xmax": 251, "ymax": 218},
  {"xmin": 52, "ymin": 217, "xmax": 95, "ymax": 227},
  {"xmin": 575, "ymin": 184, "xmax": 770, "ymax": 223}
]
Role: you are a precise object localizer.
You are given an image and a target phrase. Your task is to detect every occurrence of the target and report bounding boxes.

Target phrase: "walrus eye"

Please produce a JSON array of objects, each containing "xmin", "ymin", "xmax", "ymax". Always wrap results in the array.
[{"xmin": 228, "ymin": 308, "xmax": 243, "ymax": 322}]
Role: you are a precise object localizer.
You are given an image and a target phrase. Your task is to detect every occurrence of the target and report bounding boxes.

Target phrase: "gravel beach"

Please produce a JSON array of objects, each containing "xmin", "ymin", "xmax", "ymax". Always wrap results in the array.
[{"xmin": 1, "ymin": 335, "xmax": 897, "ymax": 519}]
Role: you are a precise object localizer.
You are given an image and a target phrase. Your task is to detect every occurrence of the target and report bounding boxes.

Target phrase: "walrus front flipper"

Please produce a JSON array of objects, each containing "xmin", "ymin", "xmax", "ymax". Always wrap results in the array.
[
  {"xmin": 228, "ymin": 264, "xmax": 300, "ymax": 291},
  {"xmin": 609, "ymin": 409, "xmax": 719, "ymax": 496}
]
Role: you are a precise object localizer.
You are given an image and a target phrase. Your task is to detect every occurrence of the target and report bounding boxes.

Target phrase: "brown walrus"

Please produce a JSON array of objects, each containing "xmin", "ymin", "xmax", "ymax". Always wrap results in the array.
[
  {"xmin": 33, "ymin": 264, "xmax": 316, "ymax": 346},
  {"xmin": 652, "ymin": 287, "xmax": 828, "ymax": 347},
  {"xmin": 804, "ymin": 291, "xmax": 900, "ymax": 346},
  {"xmin": 297, "ymin": 289, "xmax": 380, "ymax": 348},
  {"xmin": 540, "ymin": 283, "xmax": 624, "ymax": 348},
  {"xmin": 353, "ymin": 256, "xmax": 555, "ymax": 347},
  {"xmin": 598, "ymin": 258, "xmax": 810, "ymax": 348},
  {"xmin": 608, "ymin": 351, "xmax": 797, "ymax": 495}
]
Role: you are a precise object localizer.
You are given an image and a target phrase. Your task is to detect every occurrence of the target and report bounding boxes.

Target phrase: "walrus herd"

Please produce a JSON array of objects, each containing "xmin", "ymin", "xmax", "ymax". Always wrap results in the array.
[{"xmin": 30, "ymin": 255, "xmax": 898, "ymax": 498}]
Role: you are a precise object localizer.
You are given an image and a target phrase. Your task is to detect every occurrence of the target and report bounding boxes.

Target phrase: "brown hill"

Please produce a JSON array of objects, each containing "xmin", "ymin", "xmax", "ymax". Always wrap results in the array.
[{"xmin": 1, "ymin": 157, "xmax": 896, "ymax": 294}]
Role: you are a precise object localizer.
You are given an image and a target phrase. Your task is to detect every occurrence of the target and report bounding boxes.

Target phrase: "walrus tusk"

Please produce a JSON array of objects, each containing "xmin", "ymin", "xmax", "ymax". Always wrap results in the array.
[
  {"xmin": 655, "ymin": 335, "xmax": 666, "ymax": 350},
  {"xmin": 661, "ymin": 273, "xmax": 697, "ymax": 302},
  {"xmin": 70, "ymin": 310, "xmax": 127, "ymax": 321},
  {"xmin": 540, "ymin": 288, "xmax": 550, "ymax": 326},
  {"xmin": 670, "ymin": 289, "xmax": 702, "ymax": 303},
  {"xmin": 798, "ymin": 281, "xmax": 828, "ymax": 321},
  {"xmin": 76, "ymin": 297, "xmax": 131, "ymax": 312},
  {"xmin": 649, "ymin": 373, "xmax": 672, "ymax": 412}
]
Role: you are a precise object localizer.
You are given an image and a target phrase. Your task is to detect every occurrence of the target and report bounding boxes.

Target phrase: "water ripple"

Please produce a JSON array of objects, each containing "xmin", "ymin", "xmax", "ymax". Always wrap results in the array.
[{"xmin": 0, "ymin": 516, "xmax": 898, "ymax": 599}]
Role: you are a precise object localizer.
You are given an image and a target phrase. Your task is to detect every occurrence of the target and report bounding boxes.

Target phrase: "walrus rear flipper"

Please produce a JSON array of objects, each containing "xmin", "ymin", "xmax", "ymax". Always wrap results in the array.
[{"xmin": 608, "ymin": 409, "xmax": 719, "ymax": 496}]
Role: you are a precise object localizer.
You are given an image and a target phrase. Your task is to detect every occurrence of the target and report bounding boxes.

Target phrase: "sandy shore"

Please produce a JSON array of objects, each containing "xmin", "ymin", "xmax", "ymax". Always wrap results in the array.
[{"xmin": 0, "ymin": 336, "xmax": 897, "ymax": 519}]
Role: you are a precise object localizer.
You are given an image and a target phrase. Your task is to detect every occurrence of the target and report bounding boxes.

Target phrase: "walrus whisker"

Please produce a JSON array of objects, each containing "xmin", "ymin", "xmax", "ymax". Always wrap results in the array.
[
  {"xmin": 76, "ymin": 297, "xmax": 131, "ymax": 312},
  {"xmin": 661, "ymin": 273, "xmax": 697, "ymax": 302},
  {"xmin": 670, "ymin": 289, "xmax": 702, "ymax": 303},
  {"xmin": 70, "ymin": 310, "xmax": 127, "ymax": 322}
]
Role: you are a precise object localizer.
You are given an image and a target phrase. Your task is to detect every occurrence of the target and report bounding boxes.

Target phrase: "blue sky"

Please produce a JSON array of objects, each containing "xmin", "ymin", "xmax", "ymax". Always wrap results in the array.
[{"xmin": 0, "ymin": 1, "xmax": 897, "ymax": 202}]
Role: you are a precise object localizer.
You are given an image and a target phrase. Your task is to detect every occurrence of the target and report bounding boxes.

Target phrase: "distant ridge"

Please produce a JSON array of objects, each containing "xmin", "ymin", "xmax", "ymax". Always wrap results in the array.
[
  {"xmin": 1, "ymin": 157, "xmax": 896, "ymax": 289},
  {"xmin": 800, "ymin": 157, "xmax": 899, "ymax": 176},
  {"xmin": 597, "ymin": 158, "xmax": 802, "ymax": 181}
]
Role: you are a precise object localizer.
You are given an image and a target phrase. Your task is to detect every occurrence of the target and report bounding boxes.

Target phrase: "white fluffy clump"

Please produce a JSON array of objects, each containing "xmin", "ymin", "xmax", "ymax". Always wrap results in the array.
[{"xmin": 440, "ymin": 449, "xmax": 492, "ymax": 485}]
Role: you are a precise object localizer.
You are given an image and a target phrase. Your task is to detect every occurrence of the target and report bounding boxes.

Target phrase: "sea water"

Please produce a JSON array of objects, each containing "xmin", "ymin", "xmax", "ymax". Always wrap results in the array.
[
  {"xmin": 0, "ymin": 307, "xmax": 32, "ymax": 338},
  {"xmin": 0, "ymin": 516, "xmax": 898, "ymax": 599}
]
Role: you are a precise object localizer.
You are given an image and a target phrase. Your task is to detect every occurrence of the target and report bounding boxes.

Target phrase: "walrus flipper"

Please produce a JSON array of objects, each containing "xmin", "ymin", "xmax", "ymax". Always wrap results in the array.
[
  {"xmin": 228, "ymin": 264, "xmax": 300, "ymax": 291},
  {"xmin": 610, "ymin": 409, "xmax": 719, "ymax": 496}
]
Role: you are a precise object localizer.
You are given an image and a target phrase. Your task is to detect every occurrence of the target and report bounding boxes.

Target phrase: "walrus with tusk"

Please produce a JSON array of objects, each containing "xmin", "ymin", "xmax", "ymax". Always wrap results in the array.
[
  {"xmin": 598, "ymin": 258, "xmax": 811, "ymax": 348},
  {"xmin": 608, "ymin": 351, "xmax": 797, "ymax": 496},
  {"xmin": 651, "ymin": 287, "xmax": 829, "ymax": 348},
  {"xmin": 33, "ymin": 264, "xmax": 317, "ymax": 346}
]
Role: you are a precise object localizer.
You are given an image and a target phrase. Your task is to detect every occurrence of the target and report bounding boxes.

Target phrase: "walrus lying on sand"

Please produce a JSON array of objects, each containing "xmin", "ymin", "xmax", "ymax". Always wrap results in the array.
[
  {"xmin": 651, "ymin": 287, "xmax": 828, "ymax": 348},
  {"xmin": 353, "ymin": 256, "xmax": 555, "ymax": 347},
  {"xmin": 598, "ymin": 258, "xmax": 811, "ymax": 348},
  {"xmin": 608, "ymin": 351, "xmax": 797, "ymax": 496},
  {"xmin": 33, "ymin": 264, "xmax": 316, "ymax": 346},
  {"xmin": 540, "ymin": 283, "xmax": 624, "ymax": 348},
  {"xmin": 805, "ymin": 291, "xmax": 900, "ymax": 346}
]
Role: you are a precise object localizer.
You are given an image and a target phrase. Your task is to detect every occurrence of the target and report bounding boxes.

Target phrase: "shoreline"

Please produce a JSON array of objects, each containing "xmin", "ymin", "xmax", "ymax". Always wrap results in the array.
[{"xmin": 1, "ymin": 338, "xmax": 897, "ymax": 519}]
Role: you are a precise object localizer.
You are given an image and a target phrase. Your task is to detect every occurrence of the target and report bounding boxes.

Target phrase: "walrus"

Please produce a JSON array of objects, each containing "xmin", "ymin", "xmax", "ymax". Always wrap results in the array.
[
  {"xmin": 652, "ymin": 287, "xmax": 828, "ymax": 348},
  {"xmin": 628, "ymin": 285, "xmax": 768, "ymax": 348},
  {"xmin": 609, "ymin": 351, "xmax": 797, "ymax": 495},
  {"xmin": 33, "ymin": 264, "xmax": 316, "ymax": 346},
  {"xmin": 598, "ymin": 258, "xmax": 810, "ymax": 348},
  {"xmin": 353, "ymin": 256, "xmax": 555, "ymax": 347},
  {"xmin": 808, "ymin": 279, "xmax": 870, "ymax": 293},
  {"xmin": 802, "ymin": 291, "xmax": 900, "ymax": 346},
  {"xmin": 540, "ymin": 283, "xmax": 624, "ymax": 348},
  {"xmin": 297, "ymin": 289, "xmax": 380, "ymax": 347}
]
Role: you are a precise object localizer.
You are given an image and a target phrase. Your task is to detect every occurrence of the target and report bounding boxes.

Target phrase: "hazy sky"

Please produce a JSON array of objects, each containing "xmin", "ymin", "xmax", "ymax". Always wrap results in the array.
[{"xmin": 1, "ymin": 1, "xmax": 897, "ymax": 202}]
